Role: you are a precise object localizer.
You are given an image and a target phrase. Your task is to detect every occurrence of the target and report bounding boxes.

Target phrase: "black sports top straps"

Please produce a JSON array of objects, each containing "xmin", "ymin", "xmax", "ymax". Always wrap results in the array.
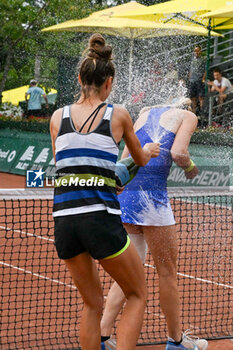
[{"xmin": 79, "ymin": 103, "xmax": 106, "ymax": 133}]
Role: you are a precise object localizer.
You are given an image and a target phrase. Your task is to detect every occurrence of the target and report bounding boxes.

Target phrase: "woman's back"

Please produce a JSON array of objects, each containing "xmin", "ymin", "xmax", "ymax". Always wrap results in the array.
[{"xmin": 53, "ymin": 103, "xmax": 121, "ymax": 218}]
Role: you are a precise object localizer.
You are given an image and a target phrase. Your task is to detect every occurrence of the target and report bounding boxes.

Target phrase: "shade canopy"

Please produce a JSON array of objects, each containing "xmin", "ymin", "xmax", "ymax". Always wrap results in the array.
[
  {"xmin": 112, "ymin": 0, "xmax": 232, "ymax": 80},
  {"xmin": 2, "ymin": 85, "xmax": 57, "ymax": 106},
  {"xmin": 42, "ymin": 1, "xmax": 220, "ymax": 37},
  {"xmin": 113, "ymin": 0, "xmax": 233, "ymax": 31},
  {"xmin": 42, "ymin": 1, "xmax": 222, "ymax": 93},
  {"xmin": 202, "ymin": 3, "xmax": 233, "ymax": 19}
]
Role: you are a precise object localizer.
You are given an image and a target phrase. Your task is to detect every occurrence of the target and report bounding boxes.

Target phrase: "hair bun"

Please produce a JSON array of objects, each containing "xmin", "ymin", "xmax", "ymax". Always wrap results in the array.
[{"xmin": 89, "ymin": 33, "xmax": 112, "ymax": 60}]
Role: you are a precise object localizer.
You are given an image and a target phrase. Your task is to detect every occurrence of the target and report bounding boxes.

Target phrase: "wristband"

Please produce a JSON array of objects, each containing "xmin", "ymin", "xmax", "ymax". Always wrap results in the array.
[{"xmin": 184, "ymin": 159, "xmax": 195, "ymax": 173}]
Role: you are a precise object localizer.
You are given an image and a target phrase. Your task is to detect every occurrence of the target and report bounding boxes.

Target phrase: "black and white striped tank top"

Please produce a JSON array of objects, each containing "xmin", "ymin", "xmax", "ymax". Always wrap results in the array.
[{"xmin": 53, "ymin": 104, "xmax": 121, "ymax": 217}]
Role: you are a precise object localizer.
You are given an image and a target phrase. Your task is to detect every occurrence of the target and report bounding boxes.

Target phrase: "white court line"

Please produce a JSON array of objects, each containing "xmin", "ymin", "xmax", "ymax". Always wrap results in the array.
[
  {"xmin": 1, "ymin": 226, "xmax": 232, "ymax": 290},
  {"xmin": 0, "ymin": 261, "xmax": 76, "ymax": 290},
  {"xmin": 146, "ymin": 310, "xmax": 165, "ymax": 319},
  {"xmin": 145, "ymin": 264, "xmax": 233, "ymax": 290},
  {"xmin": 0, "ymin": 225, "xmax": 54, "ymax": 242}
]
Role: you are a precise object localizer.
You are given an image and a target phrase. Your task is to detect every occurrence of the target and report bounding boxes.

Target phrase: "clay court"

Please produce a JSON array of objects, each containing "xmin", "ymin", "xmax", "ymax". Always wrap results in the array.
[{"xmin": 0, "ymin": 173, "xmax": 232, "ymax": 350}]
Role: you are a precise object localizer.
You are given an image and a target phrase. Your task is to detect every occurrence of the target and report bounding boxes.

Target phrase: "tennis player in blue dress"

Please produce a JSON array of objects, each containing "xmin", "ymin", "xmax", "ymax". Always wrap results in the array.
[{"xmin": 101, "ymin": 103, "xmax": 208, "ymax": 350}]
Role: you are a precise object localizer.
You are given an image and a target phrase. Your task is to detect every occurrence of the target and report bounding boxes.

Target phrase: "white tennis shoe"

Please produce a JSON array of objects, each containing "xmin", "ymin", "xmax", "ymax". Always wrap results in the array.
[
  {"xmin": 166, "ymin": 329, "xmax": 208, "ymax": 350},
  {"xmin": 101, "ymin": 338, "xmax": 117, "ymax": 350}
]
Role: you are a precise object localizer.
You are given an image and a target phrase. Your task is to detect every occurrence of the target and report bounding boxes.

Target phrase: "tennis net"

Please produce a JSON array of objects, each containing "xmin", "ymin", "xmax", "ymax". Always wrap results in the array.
[{"xmin": 0, "ymin": 188, "xmax": 232, "ymax": 349}]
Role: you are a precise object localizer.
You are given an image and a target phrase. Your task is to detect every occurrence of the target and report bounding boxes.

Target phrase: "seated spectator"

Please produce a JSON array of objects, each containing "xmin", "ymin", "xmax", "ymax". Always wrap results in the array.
[{"xmin": 208, "ymin": 68, "xmax": 233, "ymax": 114}]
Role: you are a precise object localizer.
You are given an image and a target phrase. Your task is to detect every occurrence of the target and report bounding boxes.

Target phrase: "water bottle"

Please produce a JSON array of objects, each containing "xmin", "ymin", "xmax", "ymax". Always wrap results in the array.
[{"xmin": 115, "ymin": 157, "xmax": 140, "ymax": 187}]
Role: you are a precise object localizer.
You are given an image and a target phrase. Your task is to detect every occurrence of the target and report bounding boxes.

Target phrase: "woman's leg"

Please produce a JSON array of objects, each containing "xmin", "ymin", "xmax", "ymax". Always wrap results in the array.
[
  {"xmin": 143, "ymin": 225, "xmax": 181, "ymax": 342},
  {"xmin": 64, "ymin": 252, "xmax": 104, "ymax": 350},
  {"xmin": 101, "ymin": 282, "xmax": 125, "ymax": 337},
  {"xmin": 100, "ymin": 241, "xmax": 147, "ymax": 350},
  {"xmin": 101, "ymin": 224, "xmax": 146, "ymax": 338}
]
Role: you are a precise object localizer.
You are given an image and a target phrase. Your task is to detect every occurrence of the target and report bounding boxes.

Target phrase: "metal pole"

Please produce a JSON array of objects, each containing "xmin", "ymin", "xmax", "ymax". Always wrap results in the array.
[
  {"xmin": 205, "ymin": 18, "xmax": 212, "ymax": 95},
  {"xmin": 208, "ymin": 95, "xmax": 214, "ymax": 126},
  {"xmin": 213, "ymin": 37, "xmax": 218, "ymax": 58},
  {"xmin": 230, "ymin": 31, "xmax": 233, "ymax": 56},
  {"xmin": 128, "ymin": 36, "xmax": 134, "ymax": 94}
]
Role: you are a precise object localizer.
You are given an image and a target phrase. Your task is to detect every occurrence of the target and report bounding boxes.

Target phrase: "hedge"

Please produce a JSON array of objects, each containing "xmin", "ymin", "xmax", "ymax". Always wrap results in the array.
[{"xmin": 0, "ymin": 118, "xmax": 232, "ymax": 146}]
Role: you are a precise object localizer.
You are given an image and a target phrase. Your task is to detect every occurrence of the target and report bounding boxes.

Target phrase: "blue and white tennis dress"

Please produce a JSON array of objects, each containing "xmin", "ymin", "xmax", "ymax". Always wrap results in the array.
[{"xmin": 119, "ymin": 107, "xmax": 176, "ymax": 226}]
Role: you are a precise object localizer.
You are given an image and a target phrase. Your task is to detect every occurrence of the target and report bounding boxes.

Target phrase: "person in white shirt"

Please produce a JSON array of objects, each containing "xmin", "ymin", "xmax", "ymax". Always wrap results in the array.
[{"xmin": 208, "ymin": 68, "xmax": 233, "ymax": 113}]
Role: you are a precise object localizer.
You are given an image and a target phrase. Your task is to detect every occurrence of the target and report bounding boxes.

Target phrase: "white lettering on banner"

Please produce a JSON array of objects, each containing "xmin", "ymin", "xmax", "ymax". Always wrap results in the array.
[
  {"xmin": 168, "ymin": 168, "xmax": 189, "ymax": 183},
  {"xmin": 208, "ymin": 172, "xmax": 220, "ymax": 186},
  {"xmin": 34, "ymin": 148, "xmax": 50, "ymax": 163},
  {"xmin": 16, "ymin": 162, "xmax": 29, "ymax": 170},
  {"xmin": 0, "ymin": 149, "xmax": 10, "ymax": 159},
  {"xmin": 168, "ymin": 168, "xmax": 230, "ymax": 187},
  {"xmin": 20, "ymin": 146, "xmax": 35, "ymax": 161},
  {"xmin": 7, "ymin": 150, "xmax": 16, "ymax": 163},
  {"xmin": 216, "ymin": 173, "xmax": 229, "ymax": 187},
  {"xmin": 191, "ymin": 171, "xmax": 203, "ymax": 185},
  {"xmin": 167, "ymin": 168, "xmax": 177, "ymax": 182},
  {"xmin": 49, "ymin": 158, "xmax": 54, "ymax": 165},
  {"xmin": 30, "ymin": 164, "xmax": 43, "ymax": 171},
  {"xmin": 199, "ymin": 171, "xmax": 212, "ymax": 186}
]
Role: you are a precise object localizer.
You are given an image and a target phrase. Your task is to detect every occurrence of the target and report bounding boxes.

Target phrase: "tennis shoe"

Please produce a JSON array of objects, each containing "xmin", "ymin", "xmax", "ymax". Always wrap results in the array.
[
  {"xmin": 101, "ymin": 338, "xmax": 117, "ymax": 350},
  {"xmin": 166, "ymin": 330, "xmax": 208, "ymax": 350}
]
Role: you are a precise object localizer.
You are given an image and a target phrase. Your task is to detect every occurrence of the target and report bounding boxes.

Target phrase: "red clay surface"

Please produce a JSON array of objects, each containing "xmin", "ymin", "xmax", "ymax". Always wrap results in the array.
[
  {"xmin": 0, "ymin": 172, "xmax": 232, "ymax": 350},
  {"xmin": 138, "ymin": 340, "xmax": 233, "ymax": 349}
]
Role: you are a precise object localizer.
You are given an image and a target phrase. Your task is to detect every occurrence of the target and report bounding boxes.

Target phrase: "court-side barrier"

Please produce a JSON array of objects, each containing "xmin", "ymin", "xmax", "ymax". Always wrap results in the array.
[
  {"xmin": 0, "ymin": 129, "xmax": 55, "ymax": 177},
  {"xmin": 0, "ymin": 129, "xmax": 232, "ymax": 190}
]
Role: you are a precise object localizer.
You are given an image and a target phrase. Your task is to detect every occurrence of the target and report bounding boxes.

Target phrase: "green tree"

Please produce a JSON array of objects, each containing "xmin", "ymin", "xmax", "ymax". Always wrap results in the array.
[
  {"xmin": 0, "ymin": 0, "xmax": 168, "ymax": 101},
  {"xmin": 0, "ymin": 0, "xmax": 94, "ymax": 99}
]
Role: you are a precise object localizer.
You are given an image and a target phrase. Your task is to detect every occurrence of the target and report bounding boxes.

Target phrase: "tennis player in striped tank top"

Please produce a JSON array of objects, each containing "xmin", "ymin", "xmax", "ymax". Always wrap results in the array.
[{"xmin": 50, "ymin": 34, "xmax": 160, "ymax": 350}]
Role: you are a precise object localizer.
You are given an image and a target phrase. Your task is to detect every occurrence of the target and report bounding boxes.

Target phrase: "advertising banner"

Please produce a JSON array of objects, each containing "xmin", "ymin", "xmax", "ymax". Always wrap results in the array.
[{"xmin": 0, "ymin": 130, "xmax": 232, "ymax": 190}]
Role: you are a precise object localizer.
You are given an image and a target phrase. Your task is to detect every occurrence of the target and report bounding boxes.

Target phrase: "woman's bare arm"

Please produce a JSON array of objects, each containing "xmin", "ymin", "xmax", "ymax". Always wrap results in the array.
[
  {"xmin": 121, "ymin": 108, "xmax": 149, "ymax": 160},
  {"xmin": 112, "ymin": 105, "xmax": 159, "ymax": 166},
  {"xmin": 50, "ymin": 108, "xmax": 63, "ymax": 165},
  {"xmin": 170, "ymin": 110, "xmax": 198, "ymax": 179},
  {"xmin": 170, "ymin": 110, "xmax": 197, "ymax": 167}
]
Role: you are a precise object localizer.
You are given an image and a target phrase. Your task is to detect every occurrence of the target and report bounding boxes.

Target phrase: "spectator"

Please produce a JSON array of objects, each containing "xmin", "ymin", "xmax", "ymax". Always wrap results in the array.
[
  {"xmin": 164, "ymin": 62, "xmax": 179, "ymax": 85},
  {"xmin": 189, "ymin": 45, "xmax": 206, "ymax": 115},
  {"xmin": 163, "ymin": 62, "xmax": 181, "ymax": 104},
  {"xmin": 208, "ymin": 67, "xmax": 233, "ymax": 114},
  {"xmin": 25, "ymin": 79, "xmax": 48, "ymax": 117}
]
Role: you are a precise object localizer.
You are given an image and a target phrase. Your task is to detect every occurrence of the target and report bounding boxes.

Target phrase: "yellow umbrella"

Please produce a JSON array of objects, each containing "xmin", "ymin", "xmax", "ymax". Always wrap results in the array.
[
  {"xmin": 2, "ymin": 85, "xmax": 57, "ymax": 106},
  {"xmin": 202, "ymin": 3, "xmax": 233, "ymax": 18},
  {"xmin": 42, "ymin": 1, "xmax": 220, "ymax": 92},
  {"xmin": 113, "ymin": 0, "xmax": 231, "ymax": 27},
  {"xmin": 113, "ymin": 0, "xmax": 232, "ymax": 79}
]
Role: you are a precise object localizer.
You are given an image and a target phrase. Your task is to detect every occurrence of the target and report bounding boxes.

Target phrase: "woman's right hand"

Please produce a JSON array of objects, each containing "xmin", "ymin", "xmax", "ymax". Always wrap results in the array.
[
  {"xmin": 184, "ymin": 165, "xmax": 198, "ymax": 179},
  {"xmin": 116, "ymin": 184, "xmax": 125, "ymax": 195},
  {"xmin": 143, "ymin": 142, "xmax": 160, "ymax": 158}
]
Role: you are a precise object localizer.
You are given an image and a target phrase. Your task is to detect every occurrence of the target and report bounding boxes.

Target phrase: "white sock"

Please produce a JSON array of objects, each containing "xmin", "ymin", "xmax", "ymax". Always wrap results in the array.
[{"xmin": 128, "ymin": 233, "xmax": 147, "ymax": 264}]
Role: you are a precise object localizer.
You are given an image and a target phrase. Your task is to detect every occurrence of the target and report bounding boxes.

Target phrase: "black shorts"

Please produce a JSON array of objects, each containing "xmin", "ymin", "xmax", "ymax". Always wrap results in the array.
[
  {"xmin": 190, "ymin": 81, "xmax": 205, "ymax": 98},
  {"xmin": 54, "ymin": 211, "xmax": 129, "ymax": 260},
  {"xmin": 28, "ymin": 109, "xmax": 41, "ymax": 117}
]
